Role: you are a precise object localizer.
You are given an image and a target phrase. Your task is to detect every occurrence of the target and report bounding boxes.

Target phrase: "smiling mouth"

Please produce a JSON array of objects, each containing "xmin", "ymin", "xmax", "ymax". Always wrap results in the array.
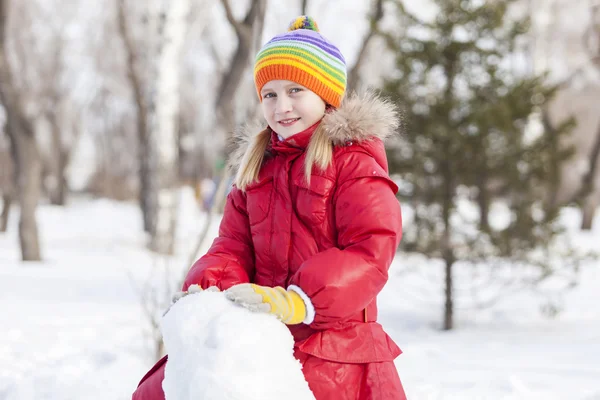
[{"xmin": 278, "ymin": 118, "xmax": 300, "ymax": 125}]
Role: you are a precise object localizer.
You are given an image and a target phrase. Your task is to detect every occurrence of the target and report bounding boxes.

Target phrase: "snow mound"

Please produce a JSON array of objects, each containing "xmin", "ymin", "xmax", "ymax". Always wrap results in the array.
[{"xmin": 161, "ymin": 291, "xmax": 315, "ymax": 400}]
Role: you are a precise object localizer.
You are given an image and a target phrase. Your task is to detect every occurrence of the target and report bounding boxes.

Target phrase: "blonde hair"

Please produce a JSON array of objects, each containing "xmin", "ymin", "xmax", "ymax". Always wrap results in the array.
[
  {"xmin": 303, "ymin": 123, "xmax": 333, "ymax": 184},
  {"xmin": 235, "ymin": 124, "xmax": 333, "ymax": 191}
]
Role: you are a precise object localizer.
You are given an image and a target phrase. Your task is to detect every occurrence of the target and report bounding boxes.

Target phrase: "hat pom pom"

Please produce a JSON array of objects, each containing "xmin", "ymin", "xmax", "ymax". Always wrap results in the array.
[{"xmin": 287, "ymin": 16, "xmax": 319, "ymax": 32}]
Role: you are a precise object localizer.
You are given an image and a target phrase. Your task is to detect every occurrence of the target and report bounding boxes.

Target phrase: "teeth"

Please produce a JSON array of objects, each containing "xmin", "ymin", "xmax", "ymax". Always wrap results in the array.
[{"xmin": 280, "ymin": 118, "xmax": 299, "ymax": 123}]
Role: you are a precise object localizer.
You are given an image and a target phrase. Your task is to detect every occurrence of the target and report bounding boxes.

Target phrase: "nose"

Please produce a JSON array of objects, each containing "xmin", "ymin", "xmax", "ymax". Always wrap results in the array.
[{"xmin": 275, "ymin": 95, "xmax": 292, "ymax": 115}]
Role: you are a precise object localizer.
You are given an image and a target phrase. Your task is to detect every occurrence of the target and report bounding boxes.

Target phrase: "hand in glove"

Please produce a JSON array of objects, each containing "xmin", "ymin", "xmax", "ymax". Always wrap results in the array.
[
  {"xmin": 224, "ymin": 283, "xmax": 309, "ymax": 325},
  {"xmin": 164, "ymin": 284, "xmax": 219, "ymax": 316}
]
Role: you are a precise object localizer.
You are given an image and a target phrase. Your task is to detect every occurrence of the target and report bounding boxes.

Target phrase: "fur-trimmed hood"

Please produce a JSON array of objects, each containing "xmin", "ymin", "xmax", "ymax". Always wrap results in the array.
[{"xmin": 228, "ymin": 91, "xmax": 401, "ymax": 171}]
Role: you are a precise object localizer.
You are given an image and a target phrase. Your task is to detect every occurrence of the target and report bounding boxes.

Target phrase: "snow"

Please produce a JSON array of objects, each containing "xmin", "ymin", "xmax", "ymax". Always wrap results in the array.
[
  {"xmin": 162, "ymin": 291, "xmax": 314, "ymax": 400},
  {"xmin": 0, "ymin": 189, "xmax": 599, "ymax": 400}
]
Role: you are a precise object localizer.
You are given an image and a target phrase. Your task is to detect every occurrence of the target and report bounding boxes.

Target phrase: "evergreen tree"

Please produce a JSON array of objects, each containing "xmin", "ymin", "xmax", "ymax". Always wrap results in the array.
[{"xmin": 380, "ymin": 0, "xmax": 575, "ymax": 330}]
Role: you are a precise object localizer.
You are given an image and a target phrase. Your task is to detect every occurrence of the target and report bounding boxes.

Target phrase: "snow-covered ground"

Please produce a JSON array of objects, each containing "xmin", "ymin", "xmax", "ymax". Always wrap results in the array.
[{"xmin": 0, "ymin": 189, "xmax": 599, "ymax": 400}]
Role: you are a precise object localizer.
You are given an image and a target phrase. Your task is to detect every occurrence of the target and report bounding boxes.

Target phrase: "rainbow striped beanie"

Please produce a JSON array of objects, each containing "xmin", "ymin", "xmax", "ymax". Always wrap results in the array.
[{"xmin": 254, "ymin": 16, "xmax": 347, "ymax": 108}]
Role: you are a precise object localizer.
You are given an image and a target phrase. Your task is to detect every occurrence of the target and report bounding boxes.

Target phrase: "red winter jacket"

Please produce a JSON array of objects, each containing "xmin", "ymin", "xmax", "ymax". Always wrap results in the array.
[{"xmin": 133, "ymin": 92, "xmax": 406, "ymax": 400}]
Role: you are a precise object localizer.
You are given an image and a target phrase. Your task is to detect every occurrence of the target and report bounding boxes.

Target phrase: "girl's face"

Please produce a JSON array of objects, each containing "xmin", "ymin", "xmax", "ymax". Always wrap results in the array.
[{"xmin": 260, "ymin": 80, "xmax": 327, "ymax": 139}]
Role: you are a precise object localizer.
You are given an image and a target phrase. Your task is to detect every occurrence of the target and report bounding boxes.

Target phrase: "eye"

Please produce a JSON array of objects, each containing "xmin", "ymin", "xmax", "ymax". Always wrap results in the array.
[
  {"xmin": 262, "ymin": 92, "xmax": 276, "ymax": 99},
  {"xmin": 289, "ymin": 87, "xmax": 303, "ymax": 94}
]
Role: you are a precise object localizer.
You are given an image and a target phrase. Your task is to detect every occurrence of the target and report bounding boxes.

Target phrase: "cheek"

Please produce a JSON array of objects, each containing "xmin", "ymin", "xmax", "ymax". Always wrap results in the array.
[
  {"xmin": 304, "ymin": 97, "xmax": 326, "ymax": 116},
  {"xmin": 261, "ymin": 103, "xmax": 273, "ymax": 121},
  {"xmin": 302, "ymin": 103, "xmax": 326, "ymax": 120}
]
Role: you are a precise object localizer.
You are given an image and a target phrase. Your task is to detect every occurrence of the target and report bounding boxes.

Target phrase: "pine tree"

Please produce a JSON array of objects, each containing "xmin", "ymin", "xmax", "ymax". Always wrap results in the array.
[{"xmin": 380, "ymin": 0, "xmax": 575, "ymax": 330}]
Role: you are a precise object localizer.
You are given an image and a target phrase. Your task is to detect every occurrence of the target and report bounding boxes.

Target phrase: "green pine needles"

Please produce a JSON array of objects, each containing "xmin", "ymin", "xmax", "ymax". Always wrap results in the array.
[{"xmin": 380, "ymin": 0, "xmax": 583, "ymax": 329}]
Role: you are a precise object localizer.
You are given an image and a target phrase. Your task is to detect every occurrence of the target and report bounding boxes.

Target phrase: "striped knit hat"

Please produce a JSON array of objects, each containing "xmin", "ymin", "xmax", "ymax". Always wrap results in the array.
[{"xmin": 254, "ymin": 16, "xmax": 347, "ymax": 108}]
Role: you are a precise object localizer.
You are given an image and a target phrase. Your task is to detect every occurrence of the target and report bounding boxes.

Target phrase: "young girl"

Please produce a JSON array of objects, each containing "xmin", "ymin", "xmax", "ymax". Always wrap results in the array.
[{"xmin": 133, "ymin": 16, "xmax": 407, "ymax": 400}]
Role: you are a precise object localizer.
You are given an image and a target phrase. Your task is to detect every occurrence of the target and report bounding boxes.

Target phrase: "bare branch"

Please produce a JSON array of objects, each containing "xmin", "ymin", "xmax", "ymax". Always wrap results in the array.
[
  {"xmin": 215, "ymin": 0, "xmax": 266, "ymax": 126},
  {"xmin": 249, "ymin": 0, "xmax": 267, "ymax": 53},
  {"xmin": 186, "ymin": 0, "xmax": 267, "ymax": 273},
  {"xmin": 117, "ymin": 0, "xmax": 148, "ymax": 145},
  {"xmin": 347, "ymin": 0, "xmax": 384, "ymax": 92},
  {"xmin": 220, "ymin": 0, "xmax": 242, "ymax": 37}
]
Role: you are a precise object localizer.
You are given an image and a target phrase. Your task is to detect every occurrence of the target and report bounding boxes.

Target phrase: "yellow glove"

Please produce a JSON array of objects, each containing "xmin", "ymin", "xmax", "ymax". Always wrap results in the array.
[{"xmin": 224, "ymin": 283, "xmax": 307, "ymax": 325}]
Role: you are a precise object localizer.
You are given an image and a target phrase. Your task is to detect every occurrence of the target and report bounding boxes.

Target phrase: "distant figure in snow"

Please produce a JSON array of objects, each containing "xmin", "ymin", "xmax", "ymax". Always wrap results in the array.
[{"xmin": 133, "ymin": 15, "xmax": 407, "ymax": 400}]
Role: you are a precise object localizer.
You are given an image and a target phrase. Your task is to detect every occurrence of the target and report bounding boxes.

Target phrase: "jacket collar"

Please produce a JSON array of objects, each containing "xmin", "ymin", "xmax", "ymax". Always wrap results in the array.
[{"xmin": 270, "ymin": 120, "xmax": 320, "ymax": 154}]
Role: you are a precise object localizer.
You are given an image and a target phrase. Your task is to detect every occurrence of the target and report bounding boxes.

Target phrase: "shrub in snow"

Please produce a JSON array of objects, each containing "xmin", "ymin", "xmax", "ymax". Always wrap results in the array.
[{"xmin": 161, "ymin": 291, "xmax": 315, "ymax": 400}]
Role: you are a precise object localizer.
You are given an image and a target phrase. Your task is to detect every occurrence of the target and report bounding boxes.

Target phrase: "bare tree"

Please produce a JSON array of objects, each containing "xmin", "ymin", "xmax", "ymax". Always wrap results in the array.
[
  {"xmin": 83, "ymin": 3, "xmax": 138, "ymax": 201},
  {"xmin": 150, "ymin": 0, "xmax": 195, "ymax": 254},
  {"xmin": 192, "ymin": 0, "xmax": 267, "ymax": 221},
  {"xmin": 0, "ymin": 0, "xmax": 41, "ymax": 260},
  {"xmin": 7, "ymin": 2, "xmax": 76, "ymax": 207},
  {"xmin": 0, "ymin": 132, "xmax": 14, "ymax": 232},
  {"xmin": 0, "ymin": 193, "xmax": 10, "ymax": 232},
  {"xmin": 577, "ymin": 1, "xmax": 600, "ymax": 229},
  {"xmin": 532, "ymin": 0, "xmax": 600, "ymax": 230},
  {"xmin": 118, "ymin": 0, "xmax": 213, "ymax": 250},
  {"xmin": 216, "ymin": 0, "xmax": 267, "ymax": 138},
  {"xmin": 40, "ymin": 32, "xmax": 71, "ymax": 206},
  {"xmin": 185, "ymin": 0, "xmax": 267, "ymax": 275},
  {"xmin": 346, "ymin": 0, "xmax": 384, "ymax": 93},
  {"xmin": 117, "ymin": 0, "xmax": 157, "ymax": 235}
]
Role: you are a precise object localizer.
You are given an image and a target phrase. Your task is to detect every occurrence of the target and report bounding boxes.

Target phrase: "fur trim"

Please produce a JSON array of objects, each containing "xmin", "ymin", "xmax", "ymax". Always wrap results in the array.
[
  {"xmin": 321, "ymin": 91, "xmax": 401, "ymax": 145},
  {"xmin": 227, "ymin": 91, "xmax": 400, "ymax": 171},
  {"xmin": 226, "ymin": 118, "xmax": 267, "ymax": 172}
]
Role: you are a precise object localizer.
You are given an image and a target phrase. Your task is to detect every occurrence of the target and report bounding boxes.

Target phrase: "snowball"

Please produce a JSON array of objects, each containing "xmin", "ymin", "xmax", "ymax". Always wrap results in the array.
[{"xmin": 161, "ymin": 291, "xmax": 315, "ymax": 400}]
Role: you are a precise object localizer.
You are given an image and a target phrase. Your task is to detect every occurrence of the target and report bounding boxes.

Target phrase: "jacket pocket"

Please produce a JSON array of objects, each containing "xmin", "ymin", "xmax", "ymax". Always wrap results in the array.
[
  {"xmin": 245, "ymin": 176, "xmax": 273, "ymax": 226},
  {"xmin": 293, "ymin": 175, "xmax": 335, "ymax": 225}
]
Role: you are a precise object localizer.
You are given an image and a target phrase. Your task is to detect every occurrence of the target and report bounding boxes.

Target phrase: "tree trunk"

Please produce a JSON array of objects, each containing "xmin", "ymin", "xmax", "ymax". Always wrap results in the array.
[
  {"xmin": 16, "ymin": 130, "xmax": 42, "ymax": 261},
  {"xmin": 443, "ymin": 256, "xmax": 454, "ymax": 331},
  {"xmin": 117, "ymin": 0, "xmax": 157, "ymax": 235},
  {"xmin": 1, "ymin": 126, "xmax": 15, "ymax": 233},
  {"xmin": 441, "ymin": 49, "xmax": 457, "ymax": 331},
  {"xmin": 210, "ymin": 0, "xmax": 266, "ymax": 216},
  {"xmin": 580, "ymin": 120, "xmax": 600, "ymax": 230},
  {"xmin": 48, "ymin": 113, "xmax": 68, "ymax": 205},
  {"xmin": 581, "ymin": 195, "xmax": 596, "ymax": 230},
  {"xmin": 0, "ymin": 0, "xmax": 41, "ymax": 261},
  {"xmin": 139, "ymin": 141, "xmax": 156, "ymax": 234},
  {"xmin": 5, "ymin": 120, "xmax": 42, "ymax": 260},
  {"xmin": 183, "ymin": 0, "xmax": 266, "ymax": 263},
  {"xmin": 217, "ymin": 0, "xmax": 267, "ymax": 141},
  {"xmin": 0, "ymin": 193, "xmax": 11, "ymax": 232},
  {"xmin": 150, "ymin": 0, "xmax": 193, "ymax": 254},
  {"xmin": 442, "ymin": 161, "xmax": 455, "ymax": 331},
  {"xmin": 477, "ymin": 170, "xmax": 490, "ymax": 232},
  {"xmin": 441, "ymin": 144, "xmax": 455, "ymax": 331},
  {"xmin": 346, "ymin": 0, "xmax": 384, "ymax": 93}
]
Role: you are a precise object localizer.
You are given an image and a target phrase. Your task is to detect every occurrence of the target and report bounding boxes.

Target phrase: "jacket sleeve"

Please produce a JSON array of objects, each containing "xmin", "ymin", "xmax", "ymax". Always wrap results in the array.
[
  {"xmin": 288, "ymin": 151, "xmax": 402, "ymax": 329},
  {"xmin": 183, "ymin": 186, "xmax": 255, "ymax": 291}
]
